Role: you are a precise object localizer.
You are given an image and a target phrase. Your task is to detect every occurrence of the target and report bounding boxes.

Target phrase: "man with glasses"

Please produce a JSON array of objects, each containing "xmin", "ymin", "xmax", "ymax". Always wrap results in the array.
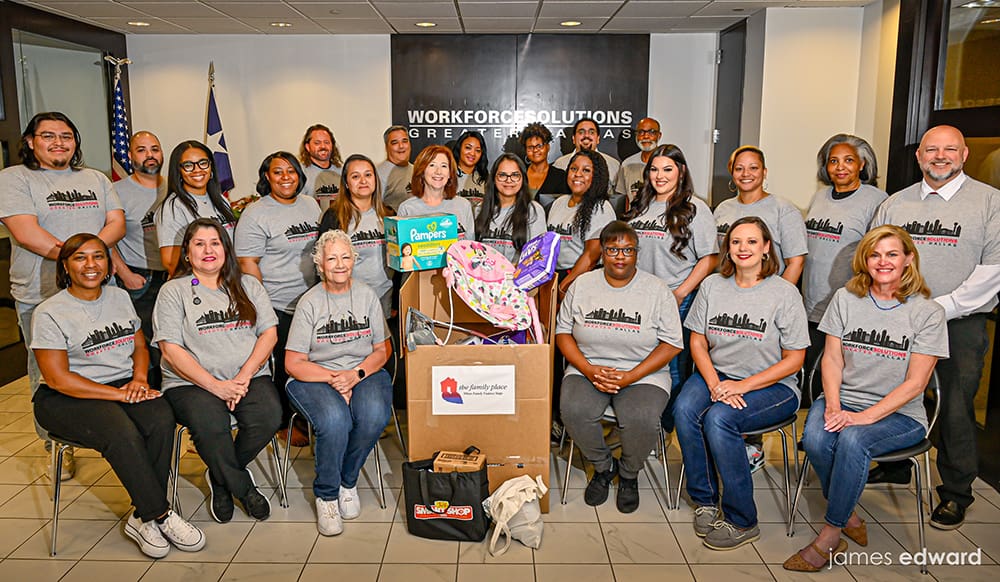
[
  {"xmin": 553, "ymin": 118, "xmax": 622, "ymax": 189},
  {"xmin": 377, "ymin": 125, "xmax": 413, "ymax": 212},
  {"xmin": 615, "ymin": 118, "xmax": 662, "ymax": 201},
  {"xmin": 0, "ymin": 112, "xmax": 125, "ymax": 479},
  {"xmin": 110, "ymin": 131, "xmax": 168, "ymax": 391}
]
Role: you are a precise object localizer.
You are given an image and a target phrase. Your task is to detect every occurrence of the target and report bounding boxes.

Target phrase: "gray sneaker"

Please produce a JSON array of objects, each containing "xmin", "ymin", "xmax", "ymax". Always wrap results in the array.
[
  {"xmin": 703, "ymin": 520, "xmax": 760, "ymax": 551},
  {"xmin": 693, "ymin": 505, "xmax": 721, "ymax": 537}
]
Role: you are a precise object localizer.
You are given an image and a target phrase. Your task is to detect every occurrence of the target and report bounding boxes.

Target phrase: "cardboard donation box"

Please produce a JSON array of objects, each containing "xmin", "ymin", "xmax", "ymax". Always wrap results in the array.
[
  {"xmin": 385, "ymin": 214, "xmax": 458, "ymax": 272},
  {"xmin": 401, "ymin": 269, "xmax": 556, "ymax": 511}
]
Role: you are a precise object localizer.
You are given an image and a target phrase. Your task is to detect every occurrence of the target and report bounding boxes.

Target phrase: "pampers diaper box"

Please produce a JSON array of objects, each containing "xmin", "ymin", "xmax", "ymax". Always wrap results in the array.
[{"xmin": 385, "ymin": 213, "xmax": 459, "ymax": 271}]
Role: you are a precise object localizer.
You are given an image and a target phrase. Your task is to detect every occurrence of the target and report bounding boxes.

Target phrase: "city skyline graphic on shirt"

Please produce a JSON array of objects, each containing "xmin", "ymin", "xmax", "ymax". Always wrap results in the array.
[
  {"xmin": 630, "ymin": 218, "xmax": 668, "ymax": 233},
  {"xmin": 549, "ymin": 223, "xmax": 574, "ymax": 236},
  {"xmin": 194, "ymin": 307, "xmax": 251, "ymax": 334},
  {"xmin": 47, "ymin": 189, "xmax": 98, "ymax": 208},
  {"xmin": 457, "ymin": 189, "xmax": 483, "ymax": 205},
  {"xmin": 805, "ymin": 217, "xmax": 844, "ymax": 235},
  {"xmin": 900, "ymin": 219, "xmax": 962, "ymax": 237},
  {"xmin": 316, "ymin": 311, "xmax": 372, "ymax": 344},
  {"xmin": 141, "ymin": 210, "xmax": 155, "ymax": 232},
  {"xmin": 716, "ymin": 223, "xmax": 730, "ymax": 235},
  {"xmin": 843, "ymin": 327, "xmax": 911, "ymax": 351},
  {"xmin": 351, "ymin": 228, "xmax": 385, "ymax": 243},
  {"xmin": 482, "ymin": 227, "xmax": 513, "ymax": 243},
  {"xmin": 709, "ymin": 312, "xmax": 768, "ymax": 333},
  {"xmin": 81, "ymin": 321, "xmax": 135, "ymax": 355},
  {"xmin": 284, "ymin": 221, "xmax": 319, "ymax": 242},
  {"xmin": 585, "ymin": 307, "xmax": 642, "ymax": 325}
]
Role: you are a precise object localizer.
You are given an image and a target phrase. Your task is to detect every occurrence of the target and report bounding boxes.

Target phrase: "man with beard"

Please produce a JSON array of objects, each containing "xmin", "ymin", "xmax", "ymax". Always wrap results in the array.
[
  {"xmin": 870, "ymin": 125, "xmax": 1000, "ymax": 530},
  {"xmin": 377, "ymin": 125, "xmax": 414, "ymax": 212},
  {"xmin": 111, "ymin": 131, "xmax": 168, "ymax": 388},
  {"xmin": 614, "ymin": 118, "xmax": 662, "ymax": 201},
  {"xmin": 299, "ymin": 124, "xmax": 342, "ymax": 207},
  {"xmin": 0, "ymin": 112, "xmax": 125, "ymax": 479},
  {"xmin": 552, "ymin": 118, "xmax": 621, "ymax": 187}
]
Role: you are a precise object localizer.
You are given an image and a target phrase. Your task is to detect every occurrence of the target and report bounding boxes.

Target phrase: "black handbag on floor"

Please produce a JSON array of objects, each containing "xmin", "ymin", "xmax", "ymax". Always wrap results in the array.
[{"xmin": 402, "ymin": 447, "xmax": 490, "ymax": 542}]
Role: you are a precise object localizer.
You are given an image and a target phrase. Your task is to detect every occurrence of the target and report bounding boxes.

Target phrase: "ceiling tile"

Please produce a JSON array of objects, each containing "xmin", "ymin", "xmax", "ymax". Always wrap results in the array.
[
  {"xmin": 539, "ymin": 2, "xmax": 622, "ymax": 18},
  {"xmin": 374, "ymin": 2, "xmax": 457, "ymax": 18},
  {"xmin": 88, "ymin": 16, "xmax": 191, "ymax": 32},
  {"xmin": 458, "ymin": 2, "xmax": 538, "ymax": 18},
  {"xmin": 604, "ymin": 15, "xmax": 743, "ymax": 31},
  {"xmin": 236, "ymin": 17, "xmax": 329, "ymax": 32},
  {"xmin": 119, "ymin": 2, "xmax": 225, "ymax": 18},
  {"xmin": 462, "ymin": 17, "xmax": 536, "ymax": 32},
  {"xmin": 288, "ymin": 2, "xmax": 381, "ymax": 18},
  {"xmin": 166, "ymin": 16, "xmax": 261, "ymax": 32},
  {"xmin": 386, "ymin": 17, "xmax": 463, "ymax": 31},
  {"xmin": 533, "ymin": 17, "xmax": 606, "ymax": 31},
  {"xmin": 26, "ymin": 1, "xmax": 150, "ymax": 18},
  {"xmin": 312, "ymin": 17, "xmax": 394, "ymax": 33},
  {"xmin": 210, "ymin": 2, "xmax": 301, "ymax": 17},
  {"xmin": 615, "ymin": 1, "xmax": 711, "ymax": 18},
  {"xmin": 694, "ymin": 1, "xmax": 783, "ymax": 17}
]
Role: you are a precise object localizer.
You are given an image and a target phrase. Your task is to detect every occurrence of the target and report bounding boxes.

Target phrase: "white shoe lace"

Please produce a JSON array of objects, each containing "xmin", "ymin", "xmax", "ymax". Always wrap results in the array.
[
  {"xmin": 318, "ymin": 499, "xmax": 340, "ymax": 520},
  {"xmin": 161, "ymin": 511, "xmax": 201, "ymax": 541},
  {"xmin": 695, "ymin": 506, "xmax": 717, "ymax": 518}
]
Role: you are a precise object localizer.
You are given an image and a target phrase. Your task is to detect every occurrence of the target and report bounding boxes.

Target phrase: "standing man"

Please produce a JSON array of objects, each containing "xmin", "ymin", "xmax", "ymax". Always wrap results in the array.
[
  {"xmin": 615, "ymin": 118, "xmax": 662, "ymax": 201},
  {"xmin": 110, "ymin": 131, "xmax": 167, "ymax": 389},
  {"xmin": 552, "ymin": 118, "xmax": 622, "ymax": 184},
  {"xmin": 871, "ymin": 125, "xmax": 1000, "ymax": 530},
  {"xmin": 0, "ymin": 112, "xmax": 126, "ymax": 478},
  {"xmin": 377, "ymin": 125, "xmax": 413, "ymax": 212},
  {"xmin": 299, "ymin": 124, "xmax": 343, "ymax": 208}
]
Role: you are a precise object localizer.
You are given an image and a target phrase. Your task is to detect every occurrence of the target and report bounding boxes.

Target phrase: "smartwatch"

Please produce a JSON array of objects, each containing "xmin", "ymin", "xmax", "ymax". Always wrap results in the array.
[{"xmin": 355, "ymin": 367, "xmax": 366, "ymax": 380}]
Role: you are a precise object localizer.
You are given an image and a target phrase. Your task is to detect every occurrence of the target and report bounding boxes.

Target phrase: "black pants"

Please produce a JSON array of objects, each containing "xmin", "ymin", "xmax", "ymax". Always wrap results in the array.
[
  {"xmin": 273, "ymin": 309, "xmax": 294, "ymax": 424},
  {"xmin": 33, "ymin": 381, "xmax": 174, "ymax": 521},
  {"xmin": 165, "ymin": 377, "xmax": 282, "ymax": 499},
  {"xmin": 119, "ymin": 267, "xmax": 168, "ymax": 390}
]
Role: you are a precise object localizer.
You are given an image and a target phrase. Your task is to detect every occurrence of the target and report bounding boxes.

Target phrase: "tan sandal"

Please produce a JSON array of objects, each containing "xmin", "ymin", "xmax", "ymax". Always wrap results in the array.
[
  {"xmin": 842, "ymin": 518, "xmax": 868, "ymax": 547},
  {"xmin": 782, "ymin": 539, "xmax": 848, "ymax": 572}
]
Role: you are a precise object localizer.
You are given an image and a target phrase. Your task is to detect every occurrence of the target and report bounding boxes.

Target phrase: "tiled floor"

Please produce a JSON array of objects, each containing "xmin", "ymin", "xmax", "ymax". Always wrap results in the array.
[{"xmin": 0, "ymin": 376, "xmax": 998, "ymax": 581}]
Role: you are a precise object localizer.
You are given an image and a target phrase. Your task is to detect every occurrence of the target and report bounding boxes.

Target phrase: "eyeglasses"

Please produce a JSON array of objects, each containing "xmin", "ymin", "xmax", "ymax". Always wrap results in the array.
[
  {"xmin": 576, "ymin": 129, "xmax": 598, "ymax": 136},
  {"xmin": 636, "ymin": 129, "xmax": 660, "ymax": 136},
  {"xmin": 603, "ymin": 247, "xmax": 637, "ymax": 257},
  {"xmin": 34, "ymin": 132, "xmax": 75, "ymax": 143},
  {"xmin": 524, "ymin": 143, "xmax": 547, "ymax": 151},
  {"xmin": 497, "ymin": 172, "xmax": 523, "ymax": 182},
  {"xmin": 179, "ymin": 159, "xmax": 211, "ymax": 172}
]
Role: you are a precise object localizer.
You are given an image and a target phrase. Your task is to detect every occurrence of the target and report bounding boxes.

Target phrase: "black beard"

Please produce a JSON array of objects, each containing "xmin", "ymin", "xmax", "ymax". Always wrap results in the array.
[{"xmin": 136, "ymin": 162, "xmax": 161, "ymax": 176}]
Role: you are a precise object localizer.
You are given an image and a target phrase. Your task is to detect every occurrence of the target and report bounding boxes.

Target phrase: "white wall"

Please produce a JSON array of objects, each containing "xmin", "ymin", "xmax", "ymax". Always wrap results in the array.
[
  {"xmin": 126, "ymin": 33, "xmax": 717, "ymax": 202},
  {"xmin": 648, "ymin": 33, "xmax": 718, "ymax": 199},
  {"xmin": 758, "ymin": 8, "xmax": 866, "ymax": 210},
  {"xmin": 856, "ymin": 0, "xmax": 900, "ymax": 191},
  {"xmin": 741, "ymin": 10, "xmax": 766, "ymax": 146},
  {"xmin": 126, "ymin": 35, "xmax": 391, "ymax": 201}
]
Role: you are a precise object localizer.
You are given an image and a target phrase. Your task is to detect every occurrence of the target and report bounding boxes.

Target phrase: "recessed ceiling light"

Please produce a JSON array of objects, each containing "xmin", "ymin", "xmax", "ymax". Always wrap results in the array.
[
  {"xmin": 127, "ymin": 21, "xmax": 150, "ymax": 27},
  {"xmin": 270, "ymin": 22, "xmax": 293, "ymax": 28},
  {"xmin": 415, "ymin": 22, "xmax": 437, "ymax": 28},
  {"xmin": 560, "ymin": 21, "xmax": 582, "ymax": 27}
]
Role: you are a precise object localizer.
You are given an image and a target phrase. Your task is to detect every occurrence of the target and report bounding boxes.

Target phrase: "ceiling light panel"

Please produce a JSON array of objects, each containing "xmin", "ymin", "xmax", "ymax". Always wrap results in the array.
[
  {"xmin": 120, "ymin": 2, "xmax": 224, "ymax": 18},
  {"xmin": 458, "ymin": 1, "xmax": 539, "ymax": 18},
  {"xmin": 539, "ymin": 2, "xmax": 623, "ymax": 18},
  {"xmin": 287, "ymin": 2, "xmax": 381, "ymax": 19},
  {"xmin": 616, "ymin": 1, "xmax": 712, "ymax": 19},
  {"xmin": 374, "ymin": 2, "xmax": 457, "ymax": 18},
  {"xmin": 209, "ymin": 2, "xmax": 301, "ymax": 17},
  {"xmin": 28, "ymin": 2, "xmax": 149, "ymax": 18},
  {"xmin": 462, "ymin": 17, "xmax": 536, "ymax": 32},
  {"xmin": 313, "ymin": 17, "xmax": 394, "ymax": 33}
]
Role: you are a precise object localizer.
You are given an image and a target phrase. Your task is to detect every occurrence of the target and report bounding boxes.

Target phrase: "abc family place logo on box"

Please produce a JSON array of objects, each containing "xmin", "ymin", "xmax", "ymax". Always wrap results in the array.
[{"xmin": 432, "ymin": 366, "xmax": 516, "ymax": 415}]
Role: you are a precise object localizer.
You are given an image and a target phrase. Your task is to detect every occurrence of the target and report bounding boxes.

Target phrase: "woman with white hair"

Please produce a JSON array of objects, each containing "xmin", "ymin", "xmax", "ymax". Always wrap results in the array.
[{"xmin": 284, "ymin": 229, "xmax": 393, "ymax": 537}]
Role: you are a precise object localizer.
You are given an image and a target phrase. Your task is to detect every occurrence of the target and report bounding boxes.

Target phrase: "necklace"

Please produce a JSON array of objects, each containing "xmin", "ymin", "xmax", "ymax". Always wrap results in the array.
[{"xmin": 869, "ymin": 290, "xmax": 902, "ymax": 311}]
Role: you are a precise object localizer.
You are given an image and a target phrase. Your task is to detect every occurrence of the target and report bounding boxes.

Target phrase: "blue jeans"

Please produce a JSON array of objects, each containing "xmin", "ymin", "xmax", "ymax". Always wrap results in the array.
[
  {"xmin": 661, "ymin": 290, "xmax": 696, "ymax": 432},
  {"xmin": 286, "ymin": 370, "xmax": 393, "ymax": 500},
  {"xmin": 803, "ymin": 399, "xmax": 924, "ymax": 527},
  {"xmin": 675, "ymin": 371, "xmax": 798, "ymax": 528}
]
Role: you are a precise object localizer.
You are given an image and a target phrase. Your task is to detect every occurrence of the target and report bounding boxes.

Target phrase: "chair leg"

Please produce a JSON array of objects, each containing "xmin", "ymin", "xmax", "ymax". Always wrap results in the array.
[
  {"xmin": 787, "ymin": 457, "xmax": 811, "ymax": 537},
  {"xmin": 392, "ymin": 407, "xmax": 407, "ymax": 458},
  {"xmin": 657, "ymin": 427, "xmax": 673, "ymax": 510},
  {"xmin": 791, "ymin": 421, "xmax": 800, "ymax": 478},
  {"xmin": 912, "ymin": 456, "xmax": 928, "ymax": 575},
  {"xmin": 373, "ymin": 443, "xmax": 387, "ymax": 510},
  {"xmin": 281, "ymin": 411, "xmax": 298, "ymax": 491},
  {"xmin": 778, "ymin": 428, "xmax": 792, "ymax": 523},
  {"xmin": 675, "ymin": 463, "xmax": 685, "ymax": 510},
  {"xmin": 561, "ymin": 439, "xmax": 574, "ymax": 505},
  {"xmin": 50, "ymin": 443, "xmax": 64, "ymax": 556},
  {"xmin": 924, "ymin": 450, "xmax": 933, "ymax": 516},
  {"xmin": 269, "ymin": 436, "xmax": 288, "ymax": 508},
  {"xmin": 170, "ymin": 426, "xmax": 186, "ymax": 518}
]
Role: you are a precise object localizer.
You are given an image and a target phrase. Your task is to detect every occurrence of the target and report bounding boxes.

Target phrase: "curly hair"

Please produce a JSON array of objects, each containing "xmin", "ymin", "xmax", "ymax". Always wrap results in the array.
[
  {"xmin": 298, "ymin": 124, "xmax": 343, "ymax": 168},
  {"xmin": 518, "ymin": 122, "xmax": 553, "ymax": 149},
  {"xmin": 567, "ymin": 150, "xmax": 610, "ymax": 241},
  {"xmin": 623, "ymin": 144, "xmax": 697, "ymax": 259}
]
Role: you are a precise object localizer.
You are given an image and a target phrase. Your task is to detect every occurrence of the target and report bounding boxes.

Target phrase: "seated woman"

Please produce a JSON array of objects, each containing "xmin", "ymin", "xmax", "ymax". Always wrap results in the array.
[
  {"xmin": 556, "ymin": 221, "xmax": 683, "ymax": 513},
  {"xmin": 675, "ymin": 216, "xmax": 809, "ymax": 550},
  {"xmin": 784, "ymin": 225, "xmax": 947, "ymax": 572},
  {"xmin": 475, "ymin": 153, "xmax": 547, "ymax": 264},
  {"xmin": 154, "ymin": 218, "xmax": 282, "ymax": 523},
  {"xmin": 285, "ymin": 230, "xmax": 393, "ymax": 536},
  {"xmin": 32, "ymin": 233, "xmax": 205, "ymax": 559}
]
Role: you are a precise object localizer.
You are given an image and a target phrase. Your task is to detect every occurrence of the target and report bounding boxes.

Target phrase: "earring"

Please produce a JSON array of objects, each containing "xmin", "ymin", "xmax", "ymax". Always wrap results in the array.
[
  {"xmin": 728, "ymin": 180, "xmax": 737, "ymax": 193},
  {"xmin": 184, "ymin": 256, "xmax": 190, "ymax": 263},
  {"xmin": 763, "ymin": 180, "xmax": 770, "ymax": 191},
  {"xmin": 762, "ymin": 253, "xmax": 769, "ymax": 262}
]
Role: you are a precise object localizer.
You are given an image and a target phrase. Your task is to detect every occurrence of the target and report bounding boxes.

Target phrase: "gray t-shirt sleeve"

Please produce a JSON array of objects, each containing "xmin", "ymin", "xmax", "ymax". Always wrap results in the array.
[
  {"xmin": 777, "ymin": 199, "xmax": 808, "ymax": 258},
  {"xmin": 234, "ymin": 206, "xmax": 268, "ymax": 258},
  {"xmin": 244, "ymin": 276, "xmax": 278, "ymax": 334},
  {"xmin": 155, "ymin": 198, "xmax": 192, "ymax": 248},
  {"xmin": 585, "ymin": 201, "xmax": 617, "ymax": 240},
  {"xmin": 0, "ymin": 167, "xmax": 35, "ymax": 217}
]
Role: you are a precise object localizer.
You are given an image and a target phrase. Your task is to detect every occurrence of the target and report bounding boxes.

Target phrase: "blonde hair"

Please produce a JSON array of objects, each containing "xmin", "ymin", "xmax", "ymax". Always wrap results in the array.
[{"xmin": 845, "ymin": 225, "xmax": 930, "ymax": 301}]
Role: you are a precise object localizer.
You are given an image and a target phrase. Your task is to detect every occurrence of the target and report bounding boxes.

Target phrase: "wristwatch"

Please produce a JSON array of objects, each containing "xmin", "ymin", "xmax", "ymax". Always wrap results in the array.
[{"xmin": 355, "ymin": 367, "xmax": 366, "ymax": 380}]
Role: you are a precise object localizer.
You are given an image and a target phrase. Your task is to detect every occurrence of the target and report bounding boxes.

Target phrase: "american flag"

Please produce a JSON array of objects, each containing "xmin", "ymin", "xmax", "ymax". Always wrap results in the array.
[{"xmin": 110, "ymin": 72, "xmax": 132, "ymax": 181}]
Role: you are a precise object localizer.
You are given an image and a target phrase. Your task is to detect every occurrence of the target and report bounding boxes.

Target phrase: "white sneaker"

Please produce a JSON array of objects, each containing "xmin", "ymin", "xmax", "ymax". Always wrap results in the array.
[
  {"xmin": 338, "ymin": 486, "xmax": 361, "ymax": 520},
  {"xmin": 124, "ymin": 513, "xmax": 170, "ymax": 558},
  {"xmin": 746, "ymin": 443, "xmax": 765, "ymax": 474},
  {"xmin": 316, "ymin": 497, "xmax": 344, "ymax": 536},
  {"xmin": 45, "ymin": 443, "xmax": 75, "ymax": 482},
  {"xmin": 157, "ymin": 510, "xmax": 206, "ymax": 552}
]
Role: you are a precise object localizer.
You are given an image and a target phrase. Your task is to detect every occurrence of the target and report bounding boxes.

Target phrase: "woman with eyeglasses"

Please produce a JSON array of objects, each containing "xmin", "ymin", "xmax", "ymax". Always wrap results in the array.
[
  {"xmin": 155, "ymin": 141, "xmax": 236, "ymax": 276},
  {"xmin": 556, "ymin": 221, "xmax": 683, "ymax": 513},
  {"xmin": 674, "ymin": 216, "xmax": 809, "ymax": 551},
  {"xmin": 475, "ymin": 153, "xmax": 547, "ymax": 264},
  {"xmin": 519, "ymin": 123, "xmax": 569, "ymax": 198}
]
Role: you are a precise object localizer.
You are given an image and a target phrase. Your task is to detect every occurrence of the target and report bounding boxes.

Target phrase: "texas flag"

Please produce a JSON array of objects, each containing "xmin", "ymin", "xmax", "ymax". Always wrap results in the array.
[{"xmin": 205, "ymin": 63, "xmax": 235, "ymax": 194}]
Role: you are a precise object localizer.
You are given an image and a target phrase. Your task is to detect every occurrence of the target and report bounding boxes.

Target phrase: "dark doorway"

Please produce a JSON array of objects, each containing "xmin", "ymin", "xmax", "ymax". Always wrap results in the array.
[{"xmin": 709, "ymin": 21, "xmax": 746, "ymax": 207}]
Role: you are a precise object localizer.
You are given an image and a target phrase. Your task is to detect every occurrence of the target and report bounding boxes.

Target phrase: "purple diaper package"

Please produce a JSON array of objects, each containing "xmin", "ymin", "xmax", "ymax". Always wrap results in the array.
[{"xmin": 513, "ymin": 231, "xmax": 560, "ymax": 291}]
